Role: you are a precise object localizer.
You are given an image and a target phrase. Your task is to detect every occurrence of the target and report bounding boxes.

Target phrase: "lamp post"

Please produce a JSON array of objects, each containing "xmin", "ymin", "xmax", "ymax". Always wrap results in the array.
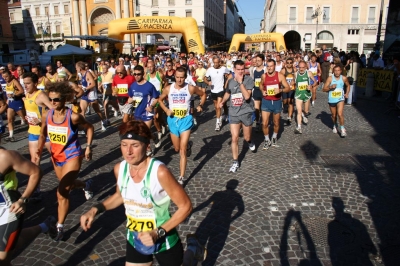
[{"xmin": 311, "ymin": 6, "xmax": 326, "ymax": 49}]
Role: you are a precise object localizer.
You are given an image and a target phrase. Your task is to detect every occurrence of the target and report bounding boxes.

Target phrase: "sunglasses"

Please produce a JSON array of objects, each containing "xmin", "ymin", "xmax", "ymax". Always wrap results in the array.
[
  {"xmin": 133, "ymin": 73, "xmax": 143, "ymax": 76},
  {"xmin": 49, "ymin": 97, "xmax": 62, "ymax": 102},
  {"xmin": 116, "ymin": 72, "xmax": 124, "ymax": 74},
  {"xmin": 286, "ymin": 62, "xmax": 293, "ymax": 64},
  {"xmin": 166, "ymin": 65, "xmax": 172, "ymax": 67}
]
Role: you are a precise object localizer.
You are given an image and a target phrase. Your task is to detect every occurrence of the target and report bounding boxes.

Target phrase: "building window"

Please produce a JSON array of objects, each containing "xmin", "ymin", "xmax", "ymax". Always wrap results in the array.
[
  {"xmin": 37, "ymin": 26, "xmax": 43, "ymax": 34},
  {"xmin": 368, "ymin": 7, "xmax": 376, "ymax": 23},
  {"xmin": 289, "ymin": 7, "xmax": 297, "ymax": 23},
  {"xmin": 351, "ymin": 7, "xmax": 359, "ymax": 24},
  {"xmin": 152, "ymin": 11, "xmax": 158, "ymax": 16},
  {"xmin": 152, "ymin": 0, "xmax": 158, "ymax": 7},
  {"xmin": 169, "ymin": 11, "xmax": 175, "ymax": 16},
  {"xmin": 304, "ymin": 33, "xmax": 312, "ymax": 41},
  {"xmin": 347, "ymin": 29, "xmax": 360, "ymax": 35},
  {"xmin": 186, "ymin": 0, "xmax": 192, "ymax": 4},
  {"xmin": 318, "ymin": 31, "xmax": 334, "ymax": 40},
  {"xmin": 306, "ymin": 7, "xmax": 313, "ymax": 24},
  {"xmin": 54, "ymin": 6, "xmax": 59, "ymax": 15},
  {"xmin": 56, "ymin": 25, "xmax": 61, "ymax": 33},
  {"xmin": 44, "ymin": 6, "xmax": 49, "ymax": 15},
  {"xmin": 168, "ymin": 0, "xmax": 174, "ymax": 6},
  {"xmin": 186, "ymin": 10, "xmax": 192, "ymax": 17},
  {"xmin": 35, "ymin": 7, "xmax": 40, "ymax": 16},
  {"xmin": 28, "ymin": 26, "xmax": 33, "ymax": 37},
  {"xmin": 10, "ymin": 13, "xmax": 15, "ymax": 21},
  {"xmin": 323, "ymin": 7, "xmax": 330, "ymax": 23}
]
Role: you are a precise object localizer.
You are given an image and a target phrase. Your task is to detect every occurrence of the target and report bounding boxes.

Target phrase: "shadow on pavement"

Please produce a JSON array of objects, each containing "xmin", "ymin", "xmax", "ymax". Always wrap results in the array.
[
  {"xmin": 315, "ymin": 110, "xmax": 333, "ymax": 130},
  {"xmin": 279, "ymin": 210, "xmax": 322, "ymax": 266},
  {"xmin": 328, "ymin": 197, "xmax": 377, "ymax": 266},
  {"xmin": 190, "ymin": 179, "xmax": 244, "ymax": 265}
]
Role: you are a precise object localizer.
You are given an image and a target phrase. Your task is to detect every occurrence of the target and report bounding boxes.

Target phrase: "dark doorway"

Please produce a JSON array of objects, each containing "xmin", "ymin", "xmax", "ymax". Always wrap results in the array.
[{"xmin": 284, "ymin": 30, "xmax": 301, "ymax": 52}]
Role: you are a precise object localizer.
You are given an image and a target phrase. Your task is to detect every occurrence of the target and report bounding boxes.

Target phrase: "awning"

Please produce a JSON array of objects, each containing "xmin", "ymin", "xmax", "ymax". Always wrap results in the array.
[{"xmin": 63, "ymin": 35, "xmax": 130, "ymax": 44}]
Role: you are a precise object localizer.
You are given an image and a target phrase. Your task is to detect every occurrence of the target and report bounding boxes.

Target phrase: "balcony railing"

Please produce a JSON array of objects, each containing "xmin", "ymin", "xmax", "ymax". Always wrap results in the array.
[{"xmin": 34, "ymin": 33, "xmax": 64, "ymax": 40}]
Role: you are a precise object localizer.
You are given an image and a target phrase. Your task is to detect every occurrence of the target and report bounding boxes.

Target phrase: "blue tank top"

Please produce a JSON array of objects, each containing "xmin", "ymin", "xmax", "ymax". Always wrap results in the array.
[
  {"xmin": 81, "ymin": 71, "xmax": 88, "ymax": 88},
  {"xmin": 253, "ymin": 68, "xmax": 265, "ymax": 90},
  {"xmin": 328, "ymin": 75, "xmax": 345, "ymax": 103}
]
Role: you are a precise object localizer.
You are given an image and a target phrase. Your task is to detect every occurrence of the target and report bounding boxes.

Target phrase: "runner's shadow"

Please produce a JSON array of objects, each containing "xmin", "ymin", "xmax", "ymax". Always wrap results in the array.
[
  {"xmin": 328, "ymin": 197, "xmax": 377, "ymax": 266},
  {"xmin": 191, "ymin": 179, "xmax": 244, "ymax": 265},
  {"xmin": 184, "ymin": 131, "xmax": 230, "ymax": 186},
  {"xmin": 279, "ymin": 209, "xmax": 322, "ymax": 266},
  {"xmin": 315, "ymin": 111, "xmax": 333, "ymax": 129}
]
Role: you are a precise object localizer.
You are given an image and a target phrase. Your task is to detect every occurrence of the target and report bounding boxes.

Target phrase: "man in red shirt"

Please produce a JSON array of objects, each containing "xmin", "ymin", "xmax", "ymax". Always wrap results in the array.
[
  {"xmin": 7, "ymin": 63, "xmax": 19, "ymax": 79},
  {"xmin": 112, "ymin": 65, "xmax": 135, "ymax": 122}
]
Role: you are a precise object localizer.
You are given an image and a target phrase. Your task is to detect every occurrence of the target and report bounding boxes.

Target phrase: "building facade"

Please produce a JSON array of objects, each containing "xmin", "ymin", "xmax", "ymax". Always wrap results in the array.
[
  {"xmin": 264, "ymin": 0, "xmax": 389, "ymax": 53},
  {"xmin": 1, "ymin": 0, "xmax": 14, "ymax": 53},
  {"xmin": 20, "ymin": 0, "xmax": 73, "ymax": 52}
]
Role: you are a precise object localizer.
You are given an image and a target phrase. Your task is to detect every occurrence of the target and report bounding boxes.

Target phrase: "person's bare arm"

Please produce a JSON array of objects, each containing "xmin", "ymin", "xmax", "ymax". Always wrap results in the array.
[
  {"xmin": 322, "ymin": 76, "xmax": 333, "ymax": 92},
  {"xmin": 85, "ymin": 73, "xmax": 96, "ymax": 90},
  {"xmin": 65, "ymin": 68, "xmax": 73, "ymax": 80},
  {"xmin": 278, "ymin": 73, "xmax": 290, "ymax": 93}
]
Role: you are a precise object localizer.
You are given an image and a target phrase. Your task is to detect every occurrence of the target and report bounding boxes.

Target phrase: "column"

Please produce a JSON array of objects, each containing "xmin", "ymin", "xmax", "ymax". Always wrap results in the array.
[
  {"xmin": 115, "ymin": 0, "xmax": 121, "ymax": 19},
  {"xmin": 73, "ymin": 0, "xmax": 80, "ymax": 35},
  {"xmin": 79, "ymin": 0, "xmax": 88, "ymax": 36},
  {"xmin": 122, "ymin": 0, "xmax": 132, "ymax": 53}
]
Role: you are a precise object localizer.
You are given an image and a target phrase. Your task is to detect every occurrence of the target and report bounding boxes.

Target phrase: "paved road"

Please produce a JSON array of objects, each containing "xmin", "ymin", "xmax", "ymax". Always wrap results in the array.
[{"xmin": 5, "ymin": 90, "xmax": 400, "ymax": 266}]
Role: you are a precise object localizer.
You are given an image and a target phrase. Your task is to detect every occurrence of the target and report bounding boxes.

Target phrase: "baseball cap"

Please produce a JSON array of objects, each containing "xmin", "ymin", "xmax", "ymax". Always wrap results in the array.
[
  {"xmin": 96, "ymin": 58, "xmax": 101, "ymax": 62},
  {"xmin": 0, "ymin": 66, "xmax": 5, "ymax": 70},
  {"xmin": 280, "ymin": 51, "xmax": 285, "ymax": 55}
]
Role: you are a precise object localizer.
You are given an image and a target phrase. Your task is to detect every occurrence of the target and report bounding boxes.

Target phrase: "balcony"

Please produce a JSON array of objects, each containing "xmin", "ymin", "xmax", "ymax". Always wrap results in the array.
[{"xmin": 34, "ymin": 33, "xmax": 64, "ymax": 40}]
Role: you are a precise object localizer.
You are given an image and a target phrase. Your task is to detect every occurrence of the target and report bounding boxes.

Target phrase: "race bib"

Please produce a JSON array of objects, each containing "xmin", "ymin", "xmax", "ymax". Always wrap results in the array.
[
  {"xmin": 298, "ymin": 81, "xmax": 308, "ymax": 91},
  {"xmin": 331, "ymin": 90, "xmax": 342, "ymax": 98},
  {"xmin": 254, "ymin": 78, "xmax": 261, "ymax": 88},
  {"xmin": 132, "ymin": 96, "xmax": 143, "ymax": 108},
  {"xmin": 117, "ymin": 84, "xmax": 128, "ymax": 94},
  {"xmin": 231, "ymin": 93, "xmax": 243, "ymax": 106},
  {"xmin": 48, "ymin": 125, "xmax": 68, "ymax": 145},
  {"xmin": 37, "ymin": 85, "xmax": 45, "ymax": 91},
  {"xmin": 312, "ymin": 72, "xmax": 317, "ymax": 76},
  {"xmin": 125, "ymin": 205, "xmax": 156, "ymax": 232},
  {"xmin": 266, "ymin": 84, "xmax": 279, "ymax": 96},
  {"xmin": 173, "ymin": 108, "xmax": 188, "ymax": 118}
]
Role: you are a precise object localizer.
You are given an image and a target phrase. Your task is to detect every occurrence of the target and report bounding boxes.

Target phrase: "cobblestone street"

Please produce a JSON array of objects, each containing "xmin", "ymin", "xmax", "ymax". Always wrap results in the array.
[{"xmin": 4, "ymin": 91, "xmax": 400, "ymax": 266}]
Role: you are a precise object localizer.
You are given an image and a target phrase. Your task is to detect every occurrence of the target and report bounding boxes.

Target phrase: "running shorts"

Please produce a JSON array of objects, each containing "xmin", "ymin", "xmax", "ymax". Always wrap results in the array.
[
  {"xmin": 295, "ymin": 90, "xmax": 312, "ymax": 102},
  {"xmin": 167, "ymin": 115, "xmax": 193, "ymax": 137}
]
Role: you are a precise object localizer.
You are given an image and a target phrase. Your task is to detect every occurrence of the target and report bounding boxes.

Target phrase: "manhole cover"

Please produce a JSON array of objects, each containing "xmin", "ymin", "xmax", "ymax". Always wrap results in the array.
[
  {"xmin": 320, "ymin": 155, "xmax": 365, "ymax": 172},
  {"xmin": 293, "ymin": 217, "xmax": 355, "ymax": 248}
]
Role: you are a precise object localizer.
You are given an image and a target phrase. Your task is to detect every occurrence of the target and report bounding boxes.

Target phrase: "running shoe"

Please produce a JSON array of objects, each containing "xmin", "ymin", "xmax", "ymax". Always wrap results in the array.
[
  {"xmin": 271, "ymin": 137, "xmax": 278, "ymax": 147},
  {"xmin": 302, "ymin": 115, "xmax": 308, "ymax": 125},
  {"xmin": 186, "ymin": 141, "xmax": 193, "ymax": 157},
  {"xmin": 146, "ymin": 149, "xmax": 154, "ymax": 157},
  {"xmin": 154, "ymin": 140, "xmax": 161, "ymax": 148},
  {"xmin": 161, "ymin": 125, "xmax": 166, "ymax": 135},
  {"xmin": 332, "ymin": 126, "xmax": 338, "ymax": 134},
  {"xmin": 340, "ymin": 128, "xmax": 347, "ymax": 138},
  {"xmin": 83, "ymin": 179, "xmax": 93, "ymax": 200},
  {"xmin": 286, "ymin": 118, "xmax": 292, "ymax": 125},
  {"xmin": 178, "ymin": 176, "xmax": 185, "ymax": 185},
  {"xmin": 4, "ymin": 136, "xmax": 16, "ymax": 142},
  {"xmin": 215, "ymin": 123, "xmax": 221, "ymax": 131},
  {"xmin": 29, "ymin": 191, "xmax": 43, "ymax": 203},
  {"xmin": 193, "ymin": 118, "xmax": 197, "ymax": 126},
  {"xmin": 311, "ymin": 101, "xmax": 315, "ymax": 107},
  {"xmin": 21, "ymin": 120, "xmax": 26, "ymax": 126},
  {"xmin": 229, "ymin": 161, "xmax": 239, "ymax": 172},
  {"xmin": 157, "ymin": 132, "xmax": 162, "ymax": 141},
  {"xmin": 54, "ymin": 226, "xmax": 64, "ymax": 242},
  {"xmin": 43, "ymin": 216, "xmax": 57, "ymax": 239},
  {"xmin": 86, "ymin": 108, "xmax": 91, "ymax": 115},
  {"xmin": 220, "ymin": 115, "xmax": 225, "ymax": 122},
  {"xmin": 101, "ymin": 124, "xmax": 107, "ymax": 132},
  {"xmin": 262, "ymin": 139, "xmax": 272, "ymax": 150},
  {"xmin": 248, "ymin": 142, "xmax": 256, "ymax": 152},
  {"xmin": 183, "ymin": 234, "xmax": 207, "ymax": 265},
  {"xmin": 225, "ymin": 116, "xmax": 229, "ymax": 122},
  {"xmin": 114, "ymin": 111, "xmax": 118, "ymax": 118},
  {"xmin": 294, "ymin": 127, "xmax": 302, "ymax": 134}
]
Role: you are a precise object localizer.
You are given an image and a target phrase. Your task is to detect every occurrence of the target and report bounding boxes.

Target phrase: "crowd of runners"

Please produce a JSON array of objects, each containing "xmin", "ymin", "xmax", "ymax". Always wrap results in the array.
[{"xmin": 0, "ymin": 46, "xmax": 360, "ymax": 265}]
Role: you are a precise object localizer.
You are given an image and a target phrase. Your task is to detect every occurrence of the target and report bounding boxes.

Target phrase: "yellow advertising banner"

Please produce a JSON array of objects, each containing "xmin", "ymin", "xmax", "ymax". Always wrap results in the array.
[{"xmin": 357, "ymin": 69, "xmax": 394, "ymax": 92}]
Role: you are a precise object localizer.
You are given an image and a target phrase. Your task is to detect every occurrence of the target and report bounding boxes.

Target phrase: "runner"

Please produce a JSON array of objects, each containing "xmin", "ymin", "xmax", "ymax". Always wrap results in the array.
[
  {"xmin": 322, "ymin": 65, "xmax": 350, "ymax": 137},
  {"xmin": 56, "ymin": 60, "xmax": 72, "ymax": 80},
  {"xmin": 260, "ymin": 59, "xmax": 290, "ymax": 149},
  {"xmin": 35, "ymin": 81, "xmax": 94, "ymax": 241},
  {"xmin": 158, "ymin": 67, "xmax": 206, "ymax": 184},
  {"xmin": 0, "ymin": 144, "xmax": 57, "ymax": 265},
  {"xmin": 2, "ymin": 69, "xmax": 26, "ymax": 142},
  {"xmin": 31, "ymin": 66, "xmax": 49, "ymax": 91},
  {"xmin": 76, "ymin": 61, "xmax": 107, "ymax": 131},
  {"xmin": 113, "ymin": 65, "xmax": 135, "ymax": 123},
  {"xmin": 294, "ymin": 61, "xmax": 316, "ymax": 134},
  {"xmin": 146, "ymin": 61, "xmax": 166, "ymax": 144},
  {"xmin": 280, "ymin": 57, "xmax": 296, "ymax": 125},
  {"xmin": 275, "ymin": 54, "xmax": 285, "ymax": 72},
  {"xmin": 98, "ymin": 64, "xmax": 118, "ymax": 125},
  {"xmin": 308, "ymin": 54, "xmax": 321, "ymax": 107},
  {"xmin": 252, "ymin": 54, "xmax": 266, "ymax": 131},
  {"xmin": 80, "ymin": 120, "xmax": 192, "ymax": 266},
  {"xmin": 45, "ymin": 64, "xmax": 57, "ymax": 83},
  {"xmin": 57, "ymin": 71, "xmax": 84, "ymax": 114},
  {"xmin": 164, "ymin": 60, "xmax": 176, "ymax": 86},
  {"xmin": 220, "ymin": 60, "xmax": 256, "ymax": 172},
  {"xmin": 7, "ymin": 63, "xmax": 18, "ymax": 79},
  {"xmin": 205, "ymin": 57, "xmax": 227, "ymax": 131}
]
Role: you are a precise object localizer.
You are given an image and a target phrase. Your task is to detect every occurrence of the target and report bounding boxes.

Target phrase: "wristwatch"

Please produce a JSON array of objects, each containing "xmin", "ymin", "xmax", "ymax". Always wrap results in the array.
[
  {"xmin": 19, "ymin": 197, "xmax": 28, "ymax": 203},
  {"xmin": 157, "ymin": 227, "xmax": 166, "ymax": 239},
  {"xmin": 86, "ymin": 144, "xmax": 93, "ymax": 149}
]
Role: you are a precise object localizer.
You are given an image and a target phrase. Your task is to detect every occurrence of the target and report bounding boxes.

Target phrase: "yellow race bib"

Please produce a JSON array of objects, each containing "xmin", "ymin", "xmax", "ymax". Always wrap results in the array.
[
  {"xmin": 173, "ymin": 108, "xmax": 187, "ymax": 118},
  {"xmin": 331, "ymin": 91, "xmax": 342, "ymax": 98},
  {"xmin": 255, "ymin": 78, "xmax": 261, "ymax": 88},
  {"xmin": 47, "ymin": 125, "xmax": 68, "ymax": 145},
  {"xmin": 266, "ymin": 84, "xmax": 279, "ymax": 96},
  {"xmin": 126, "ymin": 214, "xmax": 156, "ymax": 232},
  {"xmin": 298, "ymin": 81, "xmax": 308, "ymax": 91},
  {"xmin": 117, "ymin": 84, "xmax": 128, "ymax": 94}
]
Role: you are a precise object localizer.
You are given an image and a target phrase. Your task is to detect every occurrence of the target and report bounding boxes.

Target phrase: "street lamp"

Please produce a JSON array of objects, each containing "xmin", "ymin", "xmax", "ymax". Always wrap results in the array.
[{"xmin": 311, "ymin": 6, "xmax": 326, "ymax": 49}]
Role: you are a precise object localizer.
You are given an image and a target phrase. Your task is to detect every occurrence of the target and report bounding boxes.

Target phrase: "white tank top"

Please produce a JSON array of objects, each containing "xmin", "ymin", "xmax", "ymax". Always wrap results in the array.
[
  {"xmin": 19, "ymin": 78, "xmax": 26, "ymax": 94},
  {"xmin": 308, "ymin": 62, "xmax": 318, "ymax": 77},
  {"xmin": 148, "ymin": 74, "xmax": 162, "ymax": 92},
  {"xmin": 275, "ymin": 62, "xmax": 283, "ymax": 72},
  {"xmin": 168, "ymin": 82, "xmax": 192, "ymax": 118}
]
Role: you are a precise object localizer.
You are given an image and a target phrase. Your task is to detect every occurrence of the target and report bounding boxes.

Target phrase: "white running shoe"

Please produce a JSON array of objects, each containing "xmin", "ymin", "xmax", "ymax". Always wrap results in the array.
[
  {"xmin": 311, "ymin": 101, "xmax": 315, "ymax": 107},
  {"xmin": 271, "ymin": 137, "xmax": 278, "ymax": 147},
  {"xmin": 83, "ymin": 180, "xmax": 93, "ymax": 200},
  {"xmin": 157, "ymin": 132, "xmax": 162, "ymax": 141},
  {"xmin": 178, "ymin": 176, "xmax": 185, "ymax": 185},
  {"xmin": 248, "ymin": 142, "xmax": 256, "ymax": 152},
  {"xmin": 101, "ymin": 124, "xmax": 107, "ymax": 132},
  {"xmin": 161, "ymin": 125, "xmax": 166, "ymax": 135},
  {"xmin": 193, "ymin": 118, "xmax": 197, "ymax": 126},
  {"xmin": 302, "ymin": 115, "xmax": 308, "ymax": 124},
  {"xmin": 229, "ymin": 161, "xmax": 239, "ymax": 172},
  {"xmin": 332, "ymin": 126, "xmax": 338, "ymax": 134},
  {"xmin": 294, "ymin": 127, "xmax": 302, "ymax": 134},
  {"xmin": 114, "ymin": 111, "xmax": 118, "ymax": 118},
  {"xmin": 215, "ymin": 123, "xmax": 221, "ymax": 131},
  {"xmin": 340, "ymin": 127, "xmax": 347, "ymax": 137}
]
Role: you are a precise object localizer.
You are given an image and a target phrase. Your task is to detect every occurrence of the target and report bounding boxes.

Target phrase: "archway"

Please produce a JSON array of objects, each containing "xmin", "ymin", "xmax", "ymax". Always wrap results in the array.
[
  {"xmin": 47, "ymin": 45, "xmax": 53, "ymax": 51},
  {"xmin": 317, "ymin": 30, "xmax": 334, "ymax": 48},
  {"xmin": 284, "ymin": 31, "xmax": 301, "ymax": 52},
  {"xmin": 228, "ymin": 33, "xmax": 286, "ymax": 53},
  {"xmin": 108, "ymin": 16, "xmax": 205, "ymax": 54}
]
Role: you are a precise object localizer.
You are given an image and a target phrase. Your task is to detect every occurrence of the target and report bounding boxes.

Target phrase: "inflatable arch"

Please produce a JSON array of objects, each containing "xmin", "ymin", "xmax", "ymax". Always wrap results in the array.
[
  {"xmin": 108, "ymin": 16, "xmax": 205, "ymax": 54},
  {"xmin": 228, "ymin": 33, "xmax": 287, "ymax": 53}
]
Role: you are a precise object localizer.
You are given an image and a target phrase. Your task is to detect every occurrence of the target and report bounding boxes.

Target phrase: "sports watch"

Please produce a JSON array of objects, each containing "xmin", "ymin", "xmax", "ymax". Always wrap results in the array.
[{"xmin": 157, "ymin": 227, "xmax": 166, "ymax": 239}]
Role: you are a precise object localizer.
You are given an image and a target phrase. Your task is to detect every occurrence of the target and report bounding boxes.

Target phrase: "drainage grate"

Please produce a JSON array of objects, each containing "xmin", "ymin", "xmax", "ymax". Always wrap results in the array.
[
  {"xmin": 292, "ymin": 217, "xmax": 355, "ymax": 248},
  {"xmin": 320, "ymin": 155, "xmax": 365, "ymax": 172}
]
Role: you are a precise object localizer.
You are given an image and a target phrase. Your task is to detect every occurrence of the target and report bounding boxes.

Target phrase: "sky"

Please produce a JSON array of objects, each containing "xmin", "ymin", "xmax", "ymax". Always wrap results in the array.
[{"xmin": 235, "ymin": 0, "xmax": 265, "ymax": 34}]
